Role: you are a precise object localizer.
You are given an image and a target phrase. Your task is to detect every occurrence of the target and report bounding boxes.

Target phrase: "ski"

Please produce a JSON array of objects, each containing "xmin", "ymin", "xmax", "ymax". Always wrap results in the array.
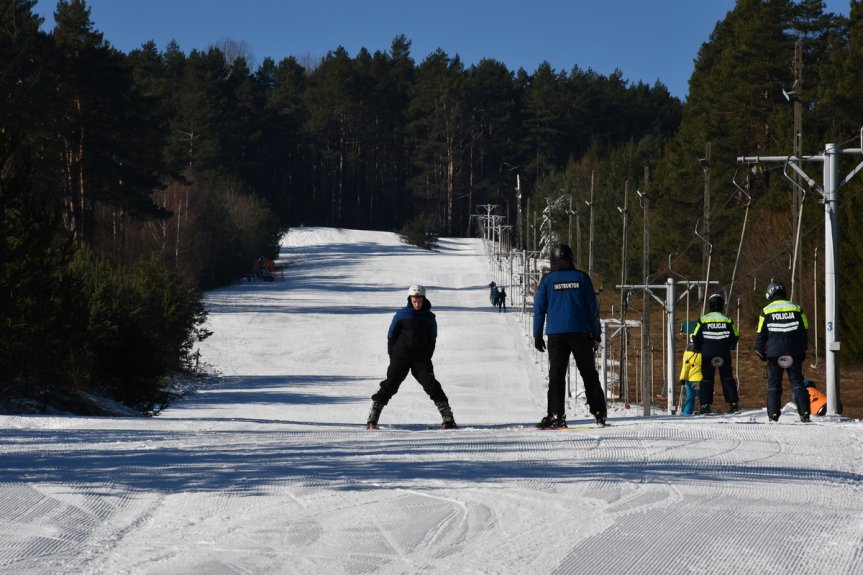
[
  {"xmin": 509, "ymin": 422, "xmax": 610, "ymax": 431},
  {"xmin": 364, "ymin": 424, "xmax": 461, "ymax": 431}
]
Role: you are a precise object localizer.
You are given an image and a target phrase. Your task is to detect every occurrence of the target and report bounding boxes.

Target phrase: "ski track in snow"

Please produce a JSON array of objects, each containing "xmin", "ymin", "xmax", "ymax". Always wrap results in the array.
[{"xmin": 1, "ymin": 227, "xmax": 862, "ymax": 575}]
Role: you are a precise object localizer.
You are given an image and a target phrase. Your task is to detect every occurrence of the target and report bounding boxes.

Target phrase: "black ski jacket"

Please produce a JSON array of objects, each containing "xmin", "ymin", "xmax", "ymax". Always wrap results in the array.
[
  {"xmin": 754, "ymin": 299, "xmax": 808, "ymax": 359},
  {"xmin": 387, "ymin": 297, "xmax": 437, "ymax": 361}
]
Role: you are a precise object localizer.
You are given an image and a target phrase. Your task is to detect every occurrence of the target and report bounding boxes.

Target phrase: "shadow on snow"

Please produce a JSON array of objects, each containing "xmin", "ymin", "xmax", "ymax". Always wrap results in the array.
[{"xmin": 2, "ymin": 423, "xmax": 859, "ymax": 496}]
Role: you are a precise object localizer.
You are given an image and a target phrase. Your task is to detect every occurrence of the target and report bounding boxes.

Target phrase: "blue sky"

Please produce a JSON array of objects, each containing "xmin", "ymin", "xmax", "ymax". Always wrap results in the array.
[{"xmin": 33, "ymin": 0, "xmax": 851, "ymax": 101}]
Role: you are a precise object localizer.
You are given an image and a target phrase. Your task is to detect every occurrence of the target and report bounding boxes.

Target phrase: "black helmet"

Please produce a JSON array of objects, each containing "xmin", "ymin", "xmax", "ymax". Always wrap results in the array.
[
  {"xmin": 708, "ymin": 293, "xmax": 724, "ymax": 312},
  {"xmin": 765, "ymin": 280, "xmax": 786, "ymax": 301},
  {"xmin": 550, "ymin": 244, "xmax": 574, "ymax": 263}
]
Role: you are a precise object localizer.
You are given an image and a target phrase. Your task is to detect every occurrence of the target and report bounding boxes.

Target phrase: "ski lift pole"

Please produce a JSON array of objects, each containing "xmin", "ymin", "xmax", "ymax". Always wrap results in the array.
[
  {"xmin": 665, "ymin": 277, "xmax": 677, "ymax": 414},
  {"xmin": 736, "ymin": 297, "xmax": 741, "ymax": 384},
  {"xmin": 783, "ymin": 157, "xmax": 810, "ymax": 301},
  {"xmin": 811, "ymin": 246, "xmax": 819, "ymax": 369},
  {"xmin": 738, "ymin": 139, "xmax": 863, "ymax": 416},
  {"xmin": 694, "ymin": 219, "xmax": 713, "ymax": 315},
  {"xmin": 728, "ymin": 167, "xmax": 753, "ymax": 306}
]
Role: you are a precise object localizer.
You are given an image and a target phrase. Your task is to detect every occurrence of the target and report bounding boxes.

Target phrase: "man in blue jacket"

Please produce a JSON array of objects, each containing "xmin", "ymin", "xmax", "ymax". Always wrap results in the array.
[
  {"xmin": 533, "ymin": 244, "xmax": 606, "ymax": 428},
  {"xmin": 367, "ymin": 285, "xmax": 457, "ymax": 429}
]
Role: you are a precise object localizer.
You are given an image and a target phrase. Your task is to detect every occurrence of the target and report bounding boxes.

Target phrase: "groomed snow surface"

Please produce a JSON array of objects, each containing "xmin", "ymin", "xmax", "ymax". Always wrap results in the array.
[{"xmin": 2, "ymin": 227, "xmax": 862, "ymax": 575}]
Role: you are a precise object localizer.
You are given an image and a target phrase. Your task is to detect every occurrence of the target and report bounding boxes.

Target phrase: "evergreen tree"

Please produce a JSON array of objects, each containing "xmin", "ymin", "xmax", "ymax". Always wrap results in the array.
[
  {"xmin": 165, "ymin": 47, "xmax": 231, "ymax": 176},
  {"xmin": 265, "ymin": 55, "xmax": 310, "ymax": 223},
  {"xmin": 653, "ymin": 0, "xmax": 800, "ymax": 315},
  {"xmin": 370, "ymin": 36, "xmax": 414, "ymax": 229},
  {"xmin": 407, "ymin": 49, "xmax": 467, "ymax": 235},
  {"xmin": 464, "ymin": 58, "xmax": 520, "ymax": 233},
  {"xmin": 820, "ymin": 1, "xmax": 863, "ymax": 359},
  {"xmin": 304, "ymin": 46, "xmax": 363, "ymax": 225},
  {"xmin": 521, "ymin": 62, "xmax": 569, "ymax": 182},
  {"xmin": 1, "ymin": 0, "xmax": 67, "ymax": 393},
  {"xmin": 50, "ymin": 0, "xmax": 166, "ymax": 251}
]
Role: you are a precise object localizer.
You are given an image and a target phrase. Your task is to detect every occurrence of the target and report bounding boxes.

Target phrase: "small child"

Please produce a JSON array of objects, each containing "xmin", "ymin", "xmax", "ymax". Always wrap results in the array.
[
  {"xmin": 802, "ymin": 380, "xmax": 827, "ymax": 417},
  {"xmin": 678, "ymin": 341, "xmax": 703, "ymax": 416}
]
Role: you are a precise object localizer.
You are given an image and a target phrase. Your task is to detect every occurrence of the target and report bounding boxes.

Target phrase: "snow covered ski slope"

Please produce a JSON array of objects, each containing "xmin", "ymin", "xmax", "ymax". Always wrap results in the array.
[{"xmin": 1, "ymin": 227, "xmax": 861, "ymax": 575}]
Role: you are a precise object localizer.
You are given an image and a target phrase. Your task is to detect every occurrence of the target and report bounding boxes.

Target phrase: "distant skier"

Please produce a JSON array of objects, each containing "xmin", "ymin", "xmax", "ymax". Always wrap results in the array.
[
  {"xmin": 533, "ymin": 244, "xmax": 606, "ymax": 428},
  {"xmin": 691, "ymin": 293, "xmax": 740, "ymax": 414},
  {"xmin": 366, "ymin": 285, "xmax": 457, "ymax": 429},
  {"xmin": 754, "ymin": 280, "xmax": 810, "ymax": 422},
  {"xmin": 497, "ymin": 288, "xmax": 507, "ymax": 312},
  {"xmin": 253, "ymin": 256, "xmax": 276, "ymax": 281}
]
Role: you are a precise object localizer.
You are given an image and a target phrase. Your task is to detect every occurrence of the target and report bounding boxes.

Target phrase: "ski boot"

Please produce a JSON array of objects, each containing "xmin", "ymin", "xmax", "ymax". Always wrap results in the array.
[
  {"xmin": 367, "ymin": 401, "xmax": 384, "ymax": 429},
  {"xmin": 435, "ymin": 401, "xmax": 458, "ymax": 429},
  {"xmin": 594, "ymin": 411, "xmax": 607, "ymax": 427},
  {"xmin": 537, "ymin": 413, "xmax": 567, "ymax": 429},
  {"xmin": 800, "ymin": 412, "xmax": 811, "ymax": 423},
  {"xmin": 700, "ymin": 404, "xmax": 712, "ymax": 415},
  {"xmin": 768, "ymin": 412, "xmax": 780, "ymax": 422},
  {"xmin": 727, "ymin": 402, "xmax": 739, "ymax": 414}
]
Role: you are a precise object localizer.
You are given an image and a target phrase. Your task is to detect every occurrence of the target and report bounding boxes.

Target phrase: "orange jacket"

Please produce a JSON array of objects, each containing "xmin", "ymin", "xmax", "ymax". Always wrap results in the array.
[{"xmin": 807, "ymin": 386, "xmax": 827, "ymax": 416}]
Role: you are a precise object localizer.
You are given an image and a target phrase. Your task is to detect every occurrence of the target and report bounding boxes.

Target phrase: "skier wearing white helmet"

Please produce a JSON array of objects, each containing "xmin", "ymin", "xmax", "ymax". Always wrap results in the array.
[{"xmin": 367, "ymin": 285, "xmax": 457, "ymax": 429}]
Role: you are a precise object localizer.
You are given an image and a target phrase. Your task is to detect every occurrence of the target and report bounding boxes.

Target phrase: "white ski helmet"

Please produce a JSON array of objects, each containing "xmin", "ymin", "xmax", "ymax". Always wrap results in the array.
[{"xmin": 407, "ymin": 284, "xmax": 426, "ymax": 297}]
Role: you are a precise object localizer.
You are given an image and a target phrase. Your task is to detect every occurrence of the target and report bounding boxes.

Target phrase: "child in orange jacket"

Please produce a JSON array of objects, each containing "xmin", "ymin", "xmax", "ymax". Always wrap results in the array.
[{"xmin": 803, "ymin": 380, "xmax": 827, "ymax": 416}]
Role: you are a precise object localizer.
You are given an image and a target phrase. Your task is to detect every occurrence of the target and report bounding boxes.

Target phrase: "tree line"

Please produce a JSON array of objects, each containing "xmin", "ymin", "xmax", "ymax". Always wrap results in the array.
[{"xmin": 2, "ymin": 0, "xmax": 863, "ymax": 412}]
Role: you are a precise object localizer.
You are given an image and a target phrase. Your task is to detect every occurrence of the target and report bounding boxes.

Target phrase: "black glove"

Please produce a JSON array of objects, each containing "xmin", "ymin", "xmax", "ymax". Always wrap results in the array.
[
  {"xmin": 534, "ymin": 336, "xmax": 546, "ymax": 353},
  {"xmin": 753, "ymin": 347, "xmax": 766, "ymax": 361},
  {"xmin": 679, "ymin": 379, "xmax": 685, "ymax": 388}
]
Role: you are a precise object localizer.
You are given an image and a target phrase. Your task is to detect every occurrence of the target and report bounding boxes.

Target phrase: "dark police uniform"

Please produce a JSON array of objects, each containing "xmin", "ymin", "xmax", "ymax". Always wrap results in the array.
[
  {"xmin": 691, "ymin": 310, "xmax": 740, "ymax": 413},
  {"xmin": 754, "ymin": 296, "xmax": 809, "ymax": 421}
]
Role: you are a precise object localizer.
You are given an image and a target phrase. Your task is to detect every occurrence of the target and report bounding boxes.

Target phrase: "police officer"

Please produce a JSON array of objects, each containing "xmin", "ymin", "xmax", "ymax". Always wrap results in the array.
[
  {"xmin": 533, "ymin": 244, "xmax": 607, "ymax": 428},
  {"xmin": 753, "ymin": 280, "xmax": 810, "ymax": 422},
  {"xmin": 691, "ymin": 293, "xmax": 740, "ymax": 414}
]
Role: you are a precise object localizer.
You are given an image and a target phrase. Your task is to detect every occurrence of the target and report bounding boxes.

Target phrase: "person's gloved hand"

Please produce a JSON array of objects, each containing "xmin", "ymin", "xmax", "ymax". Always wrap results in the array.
[
  {"xmin": 534, "ymin": 336, "xmax": 546, "ymax": 353},
  {"xmin": 593, "ymin": 339, "xmax": 601, "ymax": 351},
  {"xmin": 753, "ymin": 347, "xmax": 766, "ymax": 361},
  {"xmin": 679, "ymin": 379, "xmax": 685, "ymax": 388}
]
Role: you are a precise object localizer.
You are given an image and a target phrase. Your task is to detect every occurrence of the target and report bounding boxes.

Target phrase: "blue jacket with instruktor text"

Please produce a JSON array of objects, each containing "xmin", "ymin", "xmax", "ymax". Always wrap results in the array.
[{"xmin": 533, "ymin": 263, "xmax": 600, "ymax": 339}]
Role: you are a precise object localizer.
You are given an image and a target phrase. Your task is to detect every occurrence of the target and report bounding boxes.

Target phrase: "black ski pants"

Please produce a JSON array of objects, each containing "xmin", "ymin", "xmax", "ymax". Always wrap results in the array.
[
  {"xmin": 547, "ymin": 332, "xmax": 606, "ymax": 418},
  {"xmin": 372, "ymin": 357, "xmax": 448, "ymax": 405},
  {"xmin": 766, "ymin": 356, "xmax": 808, "ymax": 419},
  {"xmin": 699, "ymin": 353, "xmax": 738, "ymax": 407}
]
